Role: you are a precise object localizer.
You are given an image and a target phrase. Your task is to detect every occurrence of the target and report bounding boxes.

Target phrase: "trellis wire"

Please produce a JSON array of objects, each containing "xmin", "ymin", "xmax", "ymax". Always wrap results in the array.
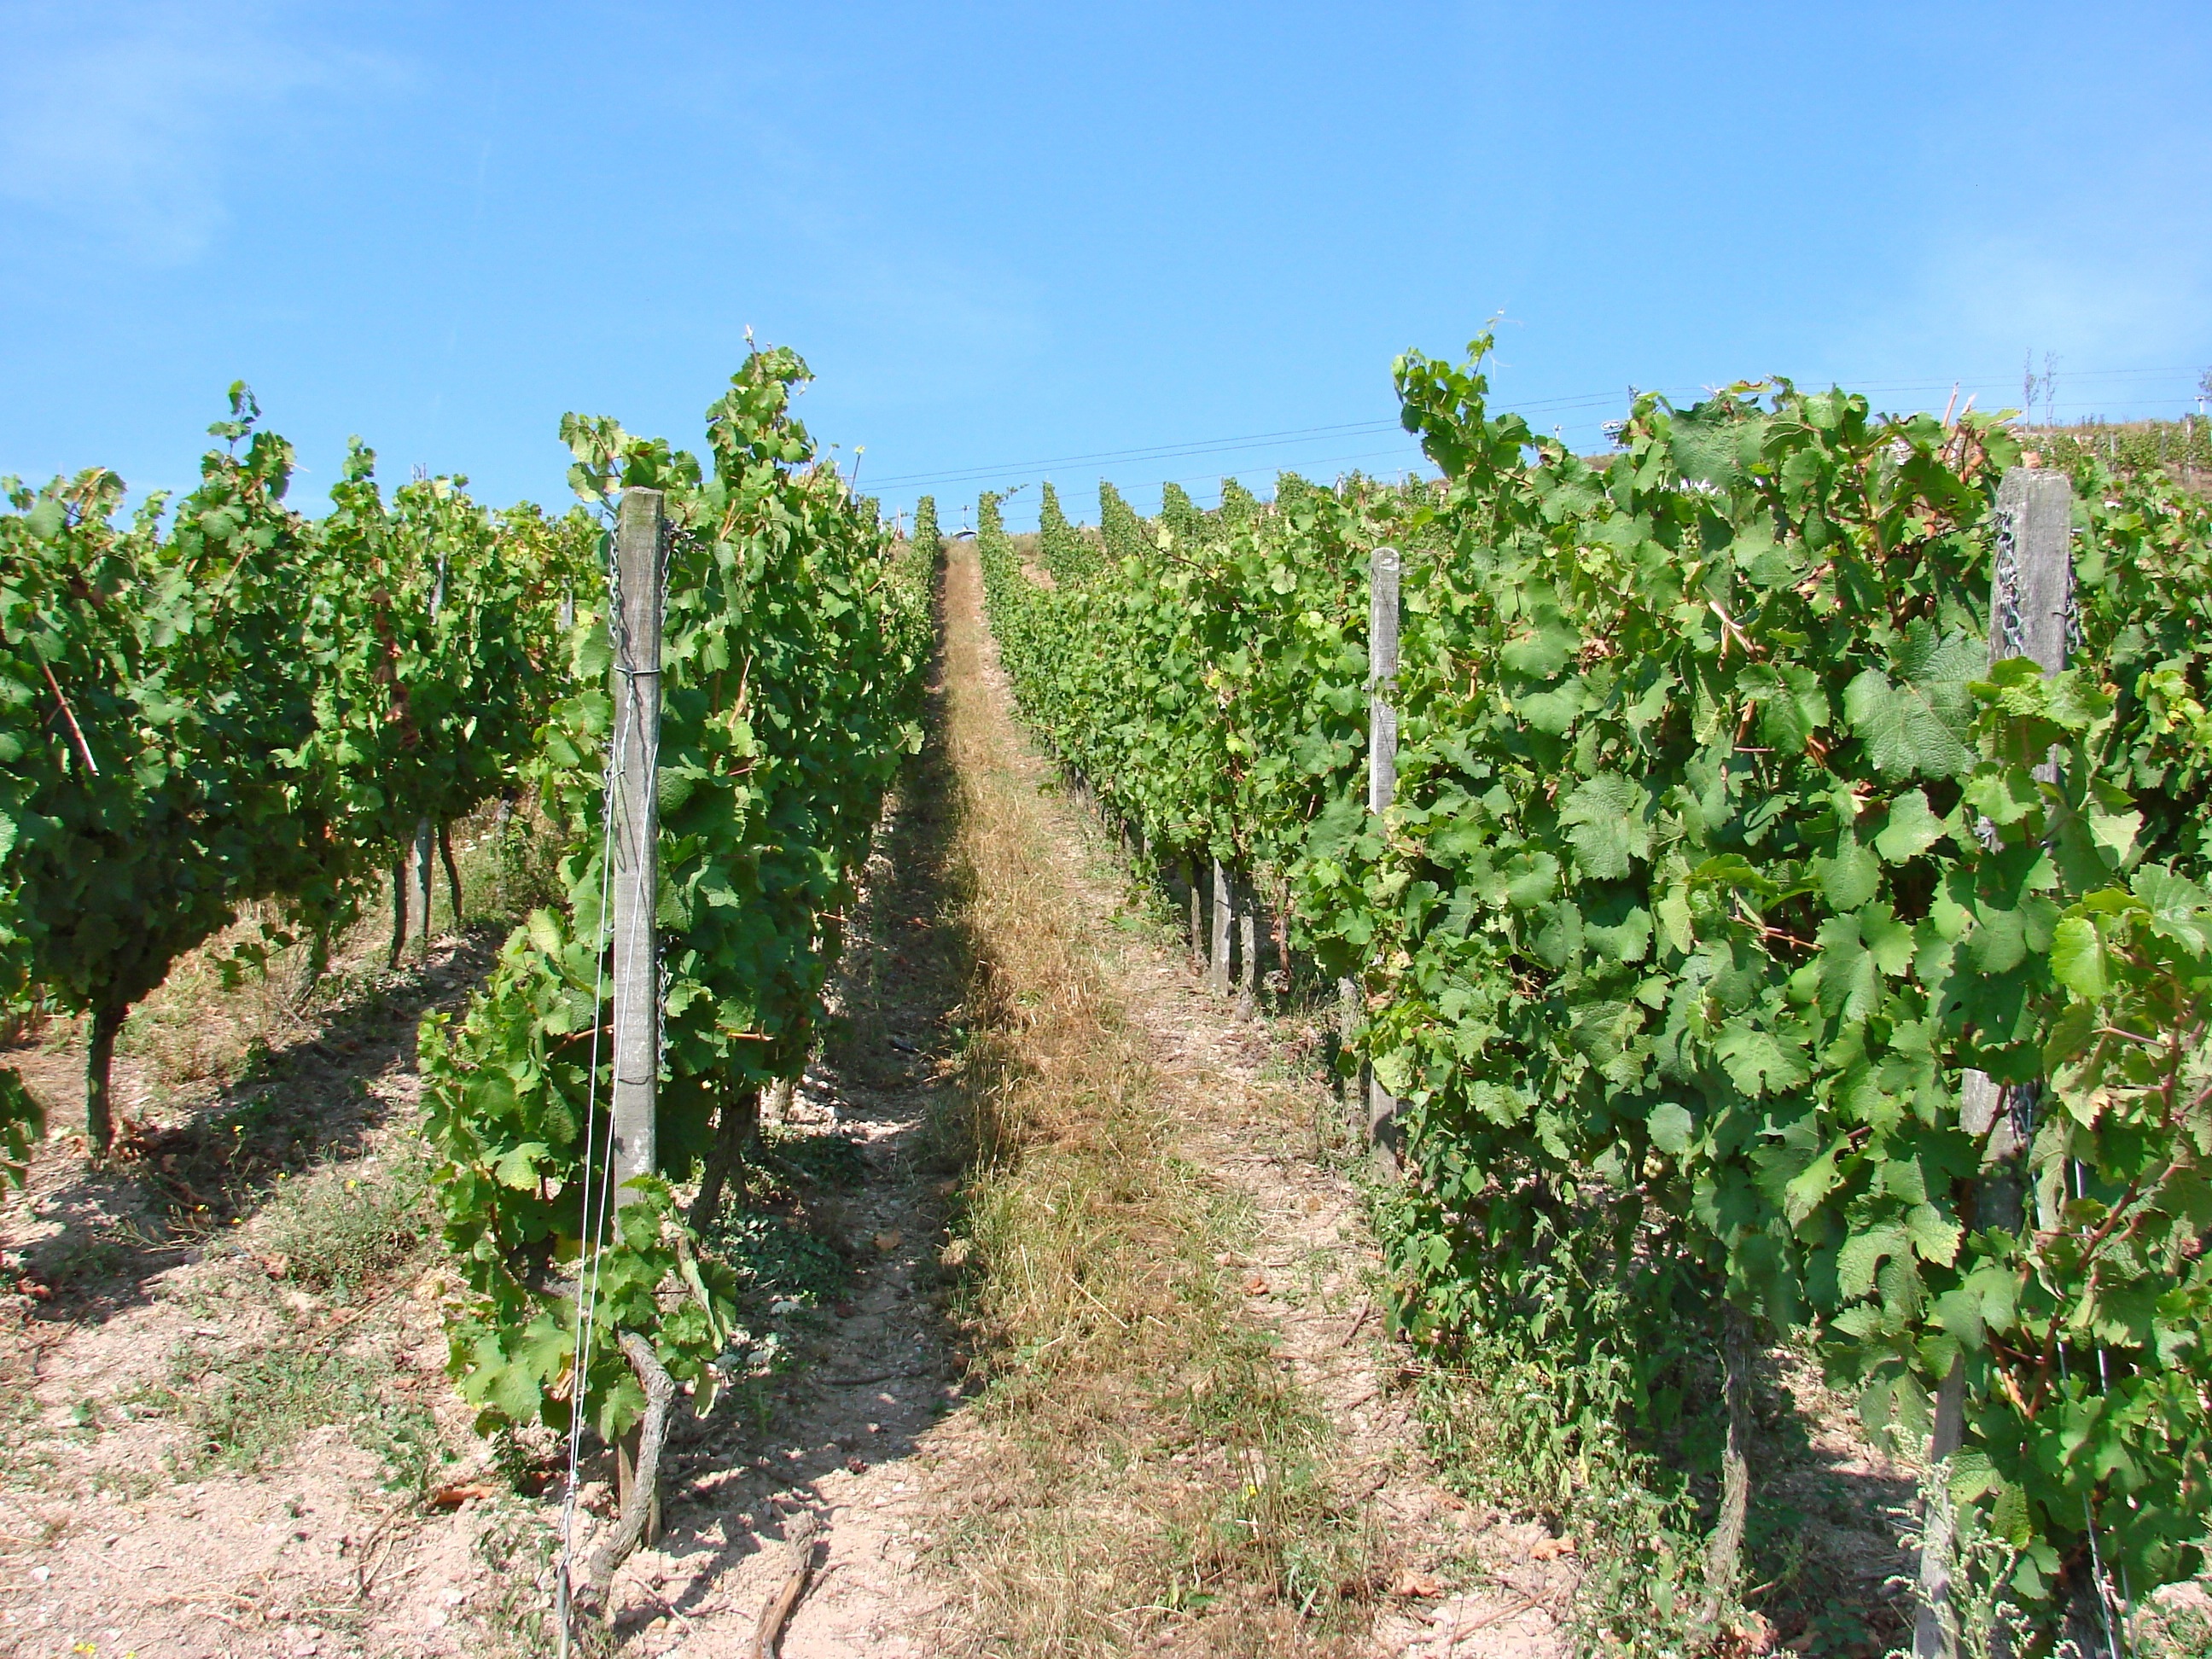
[
  {"xmin": 554, "ymin": 522, "xmax": 632, "ymax": 1655},
  {"xmin": 2008, "ymin": 478, "xmax": 2117, "ymax": 1655},
  {"xmin": 2058, "ymin": 1153, "xmax": 2128, "ymax": 1659}
]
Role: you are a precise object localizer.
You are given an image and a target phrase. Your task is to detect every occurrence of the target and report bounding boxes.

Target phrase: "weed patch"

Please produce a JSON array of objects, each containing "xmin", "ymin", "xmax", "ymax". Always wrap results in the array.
[
  {"xmin": 1400, "ymin": 1260, "xmax": 1918, "ymax": 1652},
  {"xmin": 707, "ymin": 1211, "xmax": 853, "ymax": 1308},
  {"xmin": 0, "ymin": 1366, "xmax": 52, "ymax": 1492},
  {"xmin": 261, "ymin": 1150, "xmax": 432, "ymax": 1301},
  {"xmin": 472, "ymin": 1499, "xmax": 562, "ymax": 1656},
  {"xmin": 154, "ymin": 1334, "xmax": 443, "ymax": 1489},
  {"xmin": 754, "ymin": 1125, "xmax": 870, "ymax": 1194},
  {"xmin": 1408, "ymin": 1319, "xmax": 1712, "ymax": 1645}
]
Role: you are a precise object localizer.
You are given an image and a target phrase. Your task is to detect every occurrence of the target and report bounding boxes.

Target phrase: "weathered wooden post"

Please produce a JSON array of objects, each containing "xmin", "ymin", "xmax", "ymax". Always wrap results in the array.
[
  {"xmin": 1235, "ymin": 882, "xmax": 1258, "ymax": 1018},
  {"xmin": 1188, "ymin": 853, "xmax": 1205, "ymax": 969},
  {"xmin": 1366, "ymin": 546, "xmax": 1401, "ymax": 1150},
  {"xmin": 1209, "ymin": 856, "xmax": 1232, "ymax": 997},
  {"xmin": 1370, "ymin": 546, "xmax": 1401, "ymax": 815},
  {"xmin": 1914, "ymin": 467, "xmax": 2073, "ymax": 1658},
  {"xmin": 608, "ymin": 486, "xmax": 665, "ymax": 1542}
]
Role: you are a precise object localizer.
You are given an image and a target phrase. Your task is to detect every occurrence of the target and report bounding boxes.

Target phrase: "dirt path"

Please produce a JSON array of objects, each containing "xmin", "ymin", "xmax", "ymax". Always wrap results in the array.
[{"xmin": 908, "ymin": 544, "xmax": 1572, "ymax": 1659}]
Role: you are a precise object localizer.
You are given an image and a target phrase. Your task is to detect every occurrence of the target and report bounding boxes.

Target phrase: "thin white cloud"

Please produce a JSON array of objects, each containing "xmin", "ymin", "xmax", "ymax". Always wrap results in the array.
[
  {"xmin": 0, "ymin": 1, "xmax": 387, "ymax": 264},
  {"xmin": 1836, "ymin": 134, "xmax": 2212, "ymax": 408},
  {"xmin": 818, "ymin": 246, "xmax": 1048, "ymax": 392},
  {"xmin": 685, "ymin": 118, "xmax": 1048, "ymax": 404},
  {"xmin": 1913, "ymin": 236, "xmax": 2211, "ymax": 367}
]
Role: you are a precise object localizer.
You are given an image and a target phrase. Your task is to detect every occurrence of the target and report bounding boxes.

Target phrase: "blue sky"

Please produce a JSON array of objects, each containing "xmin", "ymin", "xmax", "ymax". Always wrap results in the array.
[{"xmin": 3, "ymin": 2, "xmax": 2207, "ymax": 533}]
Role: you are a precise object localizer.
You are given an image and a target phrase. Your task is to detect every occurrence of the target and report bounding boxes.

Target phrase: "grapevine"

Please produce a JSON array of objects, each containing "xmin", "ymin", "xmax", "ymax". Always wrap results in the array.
[
  {"xmin": 0, "ymin": 392, "xmax": 358, "ymax": 1154},
  {"xmin": 911, "ymin": 492, "xmax": 943, "ymax": 558},
  {"xmin": 304, "ymin": 444, "xmax": 568, "ymax": 960},
  {"xmin": 419, "ymin": 344, "xmax": 931, "ymax": 1441}
]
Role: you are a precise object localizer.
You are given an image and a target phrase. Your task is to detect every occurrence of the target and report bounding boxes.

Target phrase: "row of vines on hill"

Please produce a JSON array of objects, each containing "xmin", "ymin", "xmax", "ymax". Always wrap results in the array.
[
  {"xmin": 0, "ymin": 388, "xmax": 600, "ymax": 1167},
  {"xmin": 974, "ymin": 341, "xmax": 2212, "ymax": 1647}
]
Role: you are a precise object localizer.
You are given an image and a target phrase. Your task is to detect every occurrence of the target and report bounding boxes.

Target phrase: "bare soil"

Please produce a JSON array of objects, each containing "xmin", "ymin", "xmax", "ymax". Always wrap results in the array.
[{"xmin": 0, "ymin": 752, "xmax": 981, "ymax": 1657}]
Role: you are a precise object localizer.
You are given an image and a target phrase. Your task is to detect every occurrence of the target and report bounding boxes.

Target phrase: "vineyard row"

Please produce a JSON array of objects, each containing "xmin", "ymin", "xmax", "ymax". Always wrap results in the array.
[
  {"xmin": 3, "ymin": 350, "xmax": 933, "ymax": 1627},
  {"xmin": 970, "ymin": 339, "xmax": 2212, "ymax": 1649}
]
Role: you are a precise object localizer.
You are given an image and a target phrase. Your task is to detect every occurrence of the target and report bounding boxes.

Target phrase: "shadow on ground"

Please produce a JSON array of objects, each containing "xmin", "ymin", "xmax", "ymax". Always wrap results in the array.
[{"xmin": 2, "ymin": 925, "xmax": 504, "ymax": 1325}]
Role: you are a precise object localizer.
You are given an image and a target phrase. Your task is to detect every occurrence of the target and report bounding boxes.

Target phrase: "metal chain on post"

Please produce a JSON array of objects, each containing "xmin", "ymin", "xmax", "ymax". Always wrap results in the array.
[{"xmin": 1916, "ymin": 467, "xmax": 2077, "ymax": 1658}]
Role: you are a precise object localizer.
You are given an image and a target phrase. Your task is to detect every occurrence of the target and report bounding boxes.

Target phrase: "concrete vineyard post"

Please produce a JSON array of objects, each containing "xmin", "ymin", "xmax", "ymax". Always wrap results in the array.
[
  {"xmin": 609, "ymin": 486, "xmax": 666, "ymax": 1543},
  {"xmin": 438, "ymin": 826, "xmax": 463, "ymax": 923},
  {"xmin": 1336, "ymin": 975, "xmax": 1358, "ymax": 1112},
  {"xmin": 410, "ymin": 818, "xmax": 435, "ymax": 955},
  {"xmin": 387, "ymin": 855, "xmax": 409, "ymax": 969},
  {"xmin": 408, "ymin": 557, "xmax": 448, "ymax": 958},
  {"xmin": 1914, "ymin": 468, "xmax": 2074, "ymax": 1659},
  {"xmin": 1367, "ymin": 546, "xmax": 1401, "ymax": 1150}
]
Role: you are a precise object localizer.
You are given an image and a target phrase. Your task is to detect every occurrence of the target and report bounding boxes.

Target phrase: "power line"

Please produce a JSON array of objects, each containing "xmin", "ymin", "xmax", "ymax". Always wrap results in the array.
[
  {"xmin": 880, "ymin": 362, "xmax": 2210, "ymax": 516},
  {"xmin": 864, "ymin": 416, "xmax": 1404, "ymax": 489},
  {"xmin": 1156, "ymin": 444, "xmax": 1433, "ymax": 492}
]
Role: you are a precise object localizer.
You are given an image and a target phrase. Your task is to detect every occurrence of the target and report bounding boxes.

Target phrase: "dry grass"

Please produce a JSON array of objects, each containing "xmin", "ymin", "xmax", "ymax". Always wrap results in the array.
[{"xmin": 925, "ymin": 549, "xmax": 1377, "ymax": 1657}]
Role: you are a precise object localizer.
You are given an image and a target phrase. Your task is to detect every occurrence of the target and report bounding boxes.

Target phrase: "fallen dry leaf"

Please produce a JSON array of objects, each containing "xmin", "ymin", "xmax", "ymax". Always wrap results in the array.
[
  {"xmin": 1391, "ymin": 1569, "xmax": 1443, "ymax": 1598},
  {"xmin": 1729, "ymin": 1612, "xmax": 1776, "ymax": 1654},
  {"xmin": 428, "ymin": 1481, "xmax": 500, "ymax": 1511},
  {"xmin": 1530, "ymin": 1534, "xmax": 1576, "ymax": 1561},
  {"xmin": 1243, "ymin": 1274, "xmax": 1269, "ymax": 1295}
]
